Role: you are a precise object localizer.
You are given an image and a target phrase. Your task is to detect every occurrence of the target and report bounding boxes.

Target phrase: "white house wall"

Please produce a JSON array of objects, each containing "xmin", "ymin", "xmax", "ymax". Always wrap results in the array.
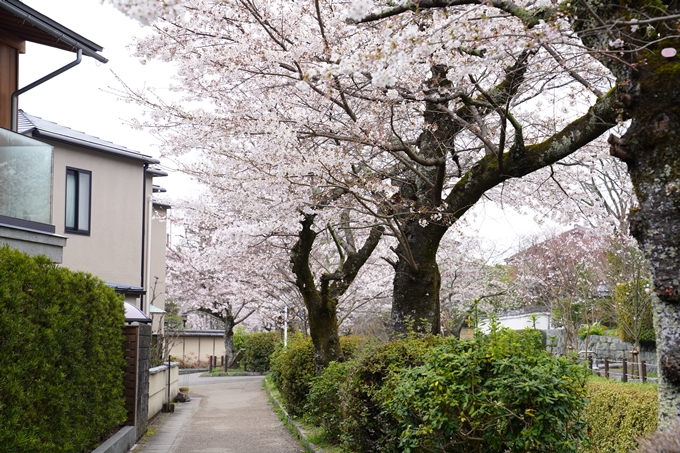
[{"xmin": 149, "ymin": 206, "xmax": 168, "ymax": 311}]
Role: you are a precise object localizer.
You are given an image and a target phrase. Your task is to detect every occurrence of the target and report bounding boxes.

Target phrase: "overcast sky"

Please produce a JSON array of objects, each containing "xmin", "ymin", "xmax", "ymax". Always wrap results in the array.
[
  {"xmin": 18, "ymin": 0, "xmax": 185, "ymax": 191},
  {"xmin": 15, "ymin": 0, "xmax": 549, "ymax": 255}
]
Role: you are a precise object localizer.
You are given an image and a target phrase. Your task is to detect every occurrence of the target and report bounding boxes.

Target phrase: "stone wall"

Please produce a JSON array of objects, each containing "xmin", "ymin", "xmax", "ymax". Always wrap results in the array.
[{"xmin": 545, "ymin": 329, "xmax": 656, "ymax": 364}]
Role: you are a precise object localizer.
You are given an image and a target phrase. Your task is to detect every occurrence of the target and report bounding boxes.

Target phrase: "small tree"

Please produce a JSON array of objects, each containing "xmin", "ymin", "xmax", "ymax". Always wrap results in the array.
[{"xmin": 150, "ymin": 298, "xmax": 184, "ymax": 367}]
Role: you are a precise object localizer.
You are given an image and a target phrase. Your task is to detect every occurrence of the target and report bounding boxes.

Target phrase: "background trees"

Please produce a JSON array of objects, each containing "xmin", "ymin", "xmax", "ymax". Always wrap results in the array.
[{"xmin": 166, "ymin": 199, "xmax": 270, "ymax": 367}]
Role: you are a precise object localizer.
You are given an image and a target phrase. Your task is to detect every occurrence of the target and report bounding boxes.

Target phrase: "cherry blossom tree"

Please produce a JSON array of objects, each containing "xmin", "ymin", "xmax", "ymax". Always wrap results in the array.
[
  {"xmin": 166, "ymin": 198, "xmax": 277, "ymax": 368},
  {"xmin": 123, "ymin": 0, "xmax": 618, "ymax": 338},
  {"xmin": 290, "ymin": 213, "xmax": 384, "ymax": 372},
  {"xmin": 510, "ymin": 227, "xmax": 609, "ymax": 353}
]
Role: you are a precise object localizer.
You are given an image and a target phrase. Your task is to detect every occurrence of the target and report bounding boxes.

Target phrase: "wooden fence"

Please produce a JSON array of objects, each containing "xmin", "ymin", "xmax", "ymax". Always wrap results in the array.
[{"xmin": 587, "ymin": 357, "xmax": 658, "ymax": 383}]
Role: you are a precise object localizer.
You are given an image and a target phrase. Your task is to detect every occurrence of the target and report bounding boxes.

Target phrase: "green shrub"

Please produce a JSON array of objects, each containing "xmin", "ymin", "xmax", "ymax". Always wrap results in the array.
[
  {"xmin": 243, "ymin": 331, "xmax": 280, "ymax": 372},
  {"xmin": 270, "ymin": 334, "xmax": 363, "ymax": 417},
  {"xmin": 614, "ymin": 279, "xmax": 655, "ymax": 345},
  {"xmin": 339, "ymin": 334, "xmax": 444, "ymax": 453},
  {"xmin": 305, "ymin": 360, "xmax": 352, "ymax": 443},
  {"xmin": 270, "ymin": 335, "xmax": 315, "ymax": 417},
  {"xmin": 382, "ymin": 328, "xmax": 588, "ymax": 453},
  {"xmin": 583, "ymin": 379, "xmax": 658, "ymax": 453},
  {"xmin": 233, "ymin": 325, "xmax": 247, "ymax": 353},
  {"xmin": 0, "ymin": 246, "xmax": 127, "ymax": 452},
  {"xmin": 578, "ymin": 322, "xmax": 607, "ymax": 339}
]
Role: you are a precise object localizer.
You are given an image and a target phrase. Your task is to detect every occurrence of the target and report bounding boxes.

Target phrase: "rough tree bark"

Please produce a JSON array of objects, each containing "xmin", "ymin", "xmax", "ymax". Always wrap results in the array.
[
  {"xmin": 290, "ymin": 213, "xmax": 384, "ymax": 374},
  {"xmin": 566, "ymin": 0, "xmax": 680, "ymax": 427},
  {"xmin": 622, "ymin": 60, "xmax": 680, "ymax": 426}
]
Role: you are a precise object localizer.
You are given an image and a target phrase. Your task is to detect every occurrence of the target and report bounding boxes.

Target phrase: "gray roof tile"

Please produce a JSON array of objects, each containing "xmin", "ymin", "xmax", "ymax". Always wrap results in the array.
[{"xmin": 18, "ymin": 110, "xmax": 159, "ymax": 164}]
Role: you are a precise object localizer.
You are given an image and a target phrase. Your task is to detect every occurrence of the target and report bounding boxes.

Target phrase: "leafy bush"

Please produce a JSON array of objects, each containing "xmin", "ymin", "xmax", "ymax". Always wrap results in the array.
[
  {"xmin": 233, "ymin": 325, "xmax": 247, "ymax": 353},
  {"xmin": 305, "ymin": 360, "xmax": 352, "ymax": 443},
  {"xmin": 270, "ymin": 334, "xmax": 363, "ymax": 417},
  {"xmin": 578, "ymin": 322, "xmax": 607, "ymax": 339},
  {"xmin": 0, "ymin": 247, "xmax": 127, "ymax": 452},
  {"xmin": 381, "ymin": 328, "xmax": 588, "ymax": 453},
  {"xmin": 339, "ymin": 335, "xmax": 444, "ymax": 453},
  {"xmin": 242, "ymin": 331, "xmax": 280, "ymax": 372},
  {"xmin": 583, "ymin": 379, "xmax": 657, "ymax": 453},
  {"xmin": 270, "ymin": 335, "xmax": 315, "ymax": 416}
]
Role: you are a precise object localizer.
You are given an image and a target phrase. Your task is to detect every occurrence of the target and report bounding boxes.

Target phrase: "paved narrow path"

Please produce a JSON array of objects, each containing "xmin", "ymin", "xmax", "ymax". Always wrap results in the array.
[{"xmin": 136, "ymin": 375, "xmax": 303, "ymax": 453}]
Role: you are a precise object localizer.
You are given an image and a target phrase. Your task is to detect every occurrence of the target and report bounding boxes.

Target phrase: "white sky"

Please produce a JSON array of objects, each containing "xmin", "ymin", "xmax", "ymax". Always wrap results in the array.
[
  {"xmin": 17, "ymin": 0, "xmax": 192, "ymax": 196},
  {"xmin": 16, "ymin": 0, "xmax": 548, "ymax": 255}
]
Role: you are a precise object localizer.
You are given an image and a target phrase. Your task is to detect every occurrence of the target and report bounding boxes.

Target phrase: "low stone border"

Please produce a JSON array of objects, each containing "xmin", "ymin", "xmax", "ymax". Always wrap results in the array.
[
  {"xmin": 91, "ymin": 426, "xmax": 135, "ymax": 453},
  {"xmin": 179, "ymin": 368, "xmax": 208, "ymax": 375},
  {"xmin": 262, "ymin": 378, "xmax": 324, "ymax": 453}
]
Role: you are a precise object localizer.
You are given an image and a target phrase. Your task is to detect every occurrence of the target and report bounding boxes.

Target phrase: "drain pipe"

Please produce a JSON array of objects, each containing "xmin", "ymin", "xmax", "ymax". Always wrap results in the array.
[{"xmin": 11, "ymin": 48, "xmax": 82, "ymax": 131}]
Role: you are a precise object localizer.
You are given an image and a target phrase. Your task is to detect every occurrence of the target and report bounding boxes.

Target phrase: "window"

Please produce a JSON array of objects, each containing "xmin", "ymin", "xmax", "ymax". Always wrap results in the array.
[{"xmin": 65, "ymin": 168, "xmax": 91, "ymax": 234}]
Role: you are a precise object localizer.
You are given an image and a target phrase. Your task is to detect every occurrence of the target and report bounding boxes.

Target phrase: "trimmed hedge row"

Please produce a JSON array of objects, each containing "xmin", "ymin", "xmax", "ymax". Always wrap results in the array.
[
  {"xmin": 242, "ymin": 331, "xmax": 280, "ymax": 372},
  {"xmin": 0, "ymin": 247, "xmax": 127, "ymax": 452},
  {"xmin": 584, "ymin": 379, "xmax": 658, "ymax": 453}
]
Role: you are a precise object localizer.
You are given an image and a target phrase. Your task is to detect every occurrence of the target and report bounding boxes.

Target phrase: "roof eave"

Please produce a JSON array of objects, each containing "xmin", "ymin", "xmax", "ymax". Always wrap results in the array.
[{"xmin": 0, "ymin": 0, "xmax": 107, "ymax": 63}]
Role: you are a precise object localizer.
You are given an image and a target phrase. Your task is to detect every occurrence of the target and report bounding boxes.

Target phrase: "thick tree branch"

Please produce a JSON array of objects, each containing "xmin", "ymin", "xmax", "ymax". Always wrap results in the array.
[
  {"xmin": 444, "ymin": 88, "xmax": 618, "ymax": 219},
  {"xmin": 357, "ymin": 0, "xmax": 557, "ymax": 28},
  {"xmin": 329, "ymin": 225, "xmax": 385, "ymax": 300},
  {"xmin": 290, "ymin": 213, "xmax": 319, "ymax": 298}
]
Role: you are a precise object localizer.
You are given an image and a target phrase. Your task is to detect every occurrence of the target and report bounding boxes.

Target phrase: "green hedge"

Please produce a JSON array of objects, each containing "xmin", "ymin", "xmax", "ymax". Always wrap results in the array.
[
  {"xmin": 270, "ymin": 334, "xmax": 363, "ymax": 417},
  {"xmin": 305, "ymin": 360, "xmax": 352, "ymax": 443},
  {"xmin": 242, "ymin": 331, "xmax": 280, "ymax": 372},
  {"xmin": 340, "ymin": 335, "xmax": 444, "ymax": 453},
  {"xmin": 0, "ymin": 247, "xmax": 127, "ymax": 452},
  {"xmin": 584, "ymin": 379, "xmax": 658, "ymax": 453}
]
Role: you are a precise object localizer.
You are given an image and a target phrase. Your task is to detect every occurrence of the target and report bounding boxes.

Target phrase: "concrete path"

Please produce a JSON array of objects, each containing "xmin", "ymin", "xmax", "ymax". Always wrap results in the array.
[{"xmin": 135, "ymin": 375, "xmax": 304, "ymax": 453}]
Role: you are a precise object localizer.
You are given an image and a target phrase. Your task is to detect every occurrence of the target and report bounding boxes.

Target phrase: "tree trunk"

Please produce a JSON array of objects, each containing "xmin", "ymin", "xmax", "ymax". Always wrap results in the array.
[
  {"xmin": 391, "ymin": 221, "xmax": 447, "ymax": 335},
  {"xmin": 223, "ymin": 314, "xmax": 235, "ymax": 371},
  {"xmin": 307, "ymin": 289, "xmax": 343, "ymax": 375},
  {"xmin": 291, "ymin": 214, "xmax": 383, "ymax": 374},
  {"xmin": 624, "ymin": 57, "xmax": 680, "ymax": 426}
]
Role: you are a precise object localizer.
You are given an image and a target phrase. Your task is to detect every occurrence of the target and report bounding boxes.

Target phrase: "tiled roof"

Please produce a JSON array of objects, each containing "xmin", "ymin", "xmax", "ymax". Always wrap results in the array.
[{"xmin": 18, "ymin": 110, "xmax": 159, "ymax": 165}]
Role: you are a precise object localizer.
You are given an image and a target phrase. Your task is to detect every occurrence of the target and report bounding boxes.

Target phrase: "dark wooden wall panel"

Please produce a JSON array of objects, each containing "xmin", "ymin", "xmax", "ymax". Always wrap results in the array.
[{"xmin": 0, "ymin": 42, "xmax": 18, "ymax": 130}]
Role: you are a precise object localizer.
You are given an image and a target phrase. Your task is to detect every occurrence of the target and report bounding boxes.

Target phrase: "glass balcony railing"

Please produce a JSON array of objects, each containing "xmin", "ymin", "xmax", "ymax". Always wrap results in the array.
[{"xmin": 0, "ymin": 127, "xmax": 53, "ymax": 229}]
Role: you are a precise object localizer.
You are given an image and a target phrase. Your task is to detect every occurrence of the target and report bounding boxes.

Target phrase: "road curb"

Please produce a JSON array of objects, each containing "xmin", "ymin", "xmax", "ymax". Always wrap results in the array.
[{"xmin": 262, "ymin": 378, "xmax": 324, "ymax": 453}]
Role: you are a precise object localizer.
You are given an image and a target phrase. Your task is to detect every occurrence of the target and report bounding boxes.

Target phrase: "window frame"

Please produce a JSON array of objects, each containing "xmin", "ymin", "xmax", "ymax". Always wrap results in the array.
[{"xmin": 64, "ymin": 167, "xmax": 92, "ymax": 235}]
